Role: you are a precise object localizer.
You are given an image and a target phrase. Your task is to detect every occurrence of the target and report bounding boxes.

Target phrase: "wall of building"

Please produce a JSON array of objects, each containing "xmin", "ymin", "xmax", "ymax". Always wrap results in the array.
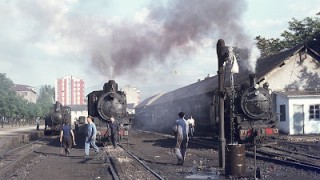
[
  {"xmin": 14, "ymin": 84, "xmax": 37, "ymax": 103},
  {"xmin": 264, "ymin": 53, "xmax": 320, "ymax": 92},
  {"xmin": 275, "ymin": 94, "xmax": 290, "ymax": 134},
  {"xmin": 71, "ymin": 110, "xmax": 88, "ymax": 126},
  {"xmin": 16, "ymin": 90, "xmax": 37, "ymax": 103},
  {"xmin": 275, "ymin": 92, "xmax": 320, "ymax": 135},
  {"xmin": 55, "ymin": 76, "xmax": 85, "ymax": 106},
  {"xmin": 265, "ymin": 53, "xmax": 320, "ymax": 135},
  {"xmin": 288, "ymin": 96, "xmax": 320, "ymax": 135}
]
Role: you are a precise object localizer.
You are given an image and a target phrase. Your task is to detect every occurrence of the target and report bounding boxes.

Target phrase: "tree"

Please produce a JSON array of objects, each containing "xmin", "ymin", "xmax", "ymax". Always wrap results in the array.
[
  {"xmin": 255, "ymin": 17, "xmax": 320, "ymax": 58},
  {"xmin": 37, "ymin": 85, "xmax": 55, "ymax": 117},
  {"xmin": 0, "ymin": 73, "xmax": 45, "ymax": 122},
  {"xmin": 0, "ymin": 73, "xmax": 15, "ymax": 117}
]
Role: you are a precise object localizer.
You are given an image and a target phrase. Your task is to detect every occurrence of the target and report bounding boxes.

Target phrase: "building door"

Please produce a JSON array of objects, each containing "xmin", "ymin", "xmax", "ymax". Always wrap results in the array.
[{"xmin": 293, "ymin": 104, "xmax": 304, "ymax": 134}]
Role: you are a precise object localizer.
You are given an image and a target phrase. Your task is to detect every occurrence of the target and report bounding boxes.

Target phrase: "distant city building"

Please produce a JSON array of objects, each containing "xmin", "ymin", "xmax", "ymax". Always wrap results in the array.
[
  {"xmin": 68, "ymin": 104, "xmax": 88, "ymax": 126},
  {"xmin": 13, "ymin": 84, "xmax": 37, "ymax": 103},
  {"xmin": 122, "ymin": 85, "xmax": 140, "ymax": 114},
  {"xmin": 55, "ymin": 76, "xmax": 85, "ymax": 106}
]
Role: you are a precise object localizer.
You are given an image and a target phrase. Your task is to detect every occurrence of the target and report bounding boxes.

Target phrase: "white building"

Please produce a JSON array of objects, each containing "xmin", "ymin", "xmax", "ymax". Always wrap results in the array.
[
  {"xmin": 275, "ymin": 91, "xmax": 320, "ymax": 134},
  {"xmin": 255, "ymin": 44, "xmax": 320, "ymax": 135},
  {"xmin": 13, "ymin": 84, "xmax": 37, "ymax": 103},
  {"xmin": 68, "ymin": 105, "xmax": 88, "ymax": 126}
]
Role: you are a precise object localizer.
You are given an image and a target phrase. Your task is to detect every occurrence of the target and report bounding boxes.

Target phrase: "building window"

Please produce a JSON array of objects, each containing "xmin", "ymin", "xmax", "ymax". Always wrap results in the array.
[
  {"xmin": 309, "ymin": 104, "xmax": 320, "ymax": 121},
  {"xmin": 280, "ymin": 105, "xmax": 286, "ymax": 122}
]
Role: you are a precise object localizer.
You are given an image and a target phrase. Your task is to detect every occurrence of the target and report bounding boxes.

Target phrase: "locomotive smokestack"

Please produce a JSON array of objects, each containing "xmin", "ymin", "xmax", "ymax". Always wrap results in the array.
[{"xmin": 249, "ymin": 74, "xmax": 256, "ymax": 87}]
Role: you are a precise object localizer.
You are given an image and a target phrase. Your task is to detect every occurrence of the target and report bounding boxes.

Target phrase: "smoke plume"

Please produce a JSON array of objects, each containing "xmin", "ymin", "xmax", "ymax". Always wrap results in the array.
[
  {"xmin": 10, "ymin": 0, "xmax": 258, "ymax": 89},
  {"xmin": 79, "ymin": 0, "xmax": 255, "ymax": 78}
]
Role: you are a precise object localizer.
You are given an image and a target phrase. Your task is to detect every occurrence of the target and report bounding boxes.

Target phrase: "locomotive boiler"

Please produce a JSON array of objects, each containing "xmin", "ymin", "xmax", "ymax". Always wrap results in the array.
[
  {"xmin": 87, "ymin": 80, "xmax": 130, "ymax": 145},
  {"xmin": 44, "ymin": 101, "xmax": 71, "ymax": 135},
  {"xmin": 223, "ymin": 74, "xmax": 279, "ymax": 146}
]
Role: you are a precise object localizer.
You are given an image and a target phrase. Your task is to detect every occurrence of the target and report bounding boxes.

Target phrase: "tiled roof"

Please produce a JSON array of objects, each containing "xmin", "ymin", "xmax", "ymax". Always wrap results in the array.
[{"xmin": 13, "ymin": 84, "xmax": 37, "ymax": 93}]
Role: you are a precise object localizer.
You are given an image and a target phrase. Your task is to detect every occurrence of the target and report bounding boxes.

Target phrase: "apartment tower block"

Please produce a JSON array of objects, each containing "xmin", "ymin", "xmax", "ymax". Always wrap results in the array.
[{"xmin": 55, "ymin": 76, "xmax": 85, "ymax": 106}]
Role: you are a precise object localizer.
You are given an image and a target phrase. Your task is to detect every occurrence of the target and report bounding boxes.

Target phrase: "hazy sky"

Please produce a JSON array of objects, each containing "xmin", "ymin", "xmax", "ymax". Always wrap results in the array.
[{"xmin": 0, "ymin": 0, "xmax": 319, "ymax": 100}]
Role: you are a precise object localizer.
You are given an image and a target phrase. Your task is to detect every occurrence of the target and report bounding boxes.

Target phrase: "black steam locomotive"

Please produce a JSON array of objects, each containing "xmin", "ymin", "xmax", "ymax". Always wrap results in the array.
[
  {"xmin": 44, "ymin": 101, "xmax": 71, "ymax": 135},
  {"xmin": 223, "ymin": 74, "xmax": 278, "ymax": 146},
  {"xmin": 87, "ymin": 80, "xmax": 130, "ymax": 145}
]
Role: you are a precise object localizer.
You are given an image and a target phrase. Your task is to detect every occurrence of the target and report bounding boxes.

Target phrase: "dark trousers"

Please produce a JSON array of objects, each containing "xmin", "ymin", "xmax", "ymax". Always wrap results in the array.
[
  {"xmin": 111, "ymin": 133, "xmax": 117, "ymax": 148},
  {"xmin": 63, "ymin": 136, "xmax": 72, "ymax": 153},
  {"xmin": 175, "ymin": 137, "xmax": 188, "ymax": 163}
]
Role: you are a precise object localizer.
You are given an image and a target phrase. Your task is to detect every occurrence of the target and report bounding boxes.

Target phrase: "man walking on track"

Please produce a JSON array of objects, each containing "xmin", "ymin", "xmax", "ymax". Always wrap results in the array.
[
  {"xmin": 84, "ymin": 116, "xmax": 99, "ymax": 158},
  {"xmin": 60, "ymin": 122, "xmax": 75, "ymax": 156},
  {"xmin": 173, "ymin": 112, "xmax": 189, "ymax": 165}
]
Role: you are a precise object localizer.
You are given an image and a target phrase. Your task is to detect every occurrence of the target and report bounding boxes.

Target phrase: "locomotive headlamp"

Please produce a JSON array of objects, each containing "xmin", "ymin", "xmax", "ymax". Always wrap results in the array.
[{"xmin": 254, "ymin": 91, "xmax": 260, "ymax": 96}]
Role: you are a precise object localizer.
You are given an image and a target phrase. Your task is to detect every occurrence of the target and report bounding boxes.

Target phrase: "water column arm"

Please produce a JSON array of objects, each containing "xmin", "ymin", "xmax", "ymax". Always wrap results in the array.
[{"xmin": 216, "ymin": 39, "xmax": 228, "ymax": 169}]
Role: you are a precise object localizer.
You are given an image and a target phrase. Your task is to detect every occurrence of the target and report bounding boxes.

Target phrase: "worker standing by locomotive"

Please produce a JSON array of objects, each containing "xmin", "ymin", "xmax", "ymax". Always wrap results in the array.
[
  {"xmin": 109, "ymin": 116, "xmax": 119, "ymax": 148},
  {"xmin": 60, "ymin": 122, "xmax": 75, "ymax": 156},
  {"xmin": 173, "ymin": 112, "xmax": 189, "ymax": 165},
  {"xmin": 84, "ymin": 116, "xmax": 99, "ymax": 158}
]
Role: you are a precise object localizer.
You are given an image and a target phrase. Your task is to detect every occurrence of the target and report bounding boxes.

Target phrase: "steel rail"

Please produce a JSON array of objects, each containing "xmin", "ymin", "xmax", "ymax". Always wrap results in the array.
[
  {"xmin": 106, "ymin": 156, "xmax": 119, "ymax": 180},
  {"xmin": 118, "ymin": 144, "xmax": 164, "ymax": 180},
  {"xmin": 0, "ymin": 138, "xmax": 54, "ymax": 176}
]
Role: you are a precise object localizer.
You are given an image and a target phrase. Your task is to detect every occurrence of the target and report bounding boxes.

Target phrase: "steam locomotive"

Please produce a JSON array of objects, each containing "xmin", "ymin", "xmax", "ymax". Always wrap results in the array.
[
  {"xmin": 222, "ymin": 74, "xmax": 279, "ymax": 146},
  {"xmin": 44, "ymin": 101, "xmax": 71, "ymax": 135},
  {"xmin": 87, "ymin": 80, "xmax": 130, "ymax": 146},
  {"xmin": 135, "ymin": 41, "xmax": 279, "ymax": 147}
]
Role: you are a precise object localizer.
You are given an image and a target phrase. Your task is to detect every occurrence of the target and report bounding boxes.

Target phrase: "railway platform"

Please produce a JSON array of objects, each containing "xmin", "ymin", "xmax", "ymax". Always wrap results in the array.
[{"xmin": 0, "ymin": 125, "xmax": 44, "ymax": 154}]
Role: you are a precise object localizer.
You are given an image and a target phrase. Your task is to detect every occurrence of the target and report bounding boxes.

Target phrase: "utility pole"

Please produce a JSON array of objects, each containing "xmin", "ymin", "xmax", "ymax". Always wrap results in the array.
[{"xmin": 216, "ymin": 39, "xmax": 227, "ymax": 169}]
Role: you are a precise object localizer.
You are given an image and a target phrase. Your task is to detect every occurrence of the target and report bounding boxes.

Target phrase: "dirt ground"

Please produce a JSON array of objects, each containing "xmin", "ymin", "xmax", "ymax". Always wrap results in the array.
[
  {"xmin": 107, "ymin": 129, "xmax": 320, "ymax": 180},
  {"xmin": 2, "ymin": 128, "xmax": 320, "ymax": 180}
]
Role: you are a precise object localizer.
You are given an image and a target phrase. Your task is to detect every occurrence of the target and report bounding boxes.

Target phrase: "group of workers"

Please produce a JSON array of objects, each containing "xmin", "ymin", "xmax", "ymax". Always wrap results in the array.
[
  {"xmin": 59, "ymin": 112, "xmax": 196, "ymax": 166},
  {"xmin": 59, "ymin": 115, "xmax": 119, "ymax": 158}
]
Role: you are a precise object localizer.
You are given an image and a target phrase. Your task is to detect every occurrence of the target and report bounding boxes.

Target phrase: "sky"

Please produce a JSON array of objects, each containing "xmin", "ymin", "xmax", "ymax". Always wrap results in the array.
[{"xmin": 0, "ymin": 0, "xmax": 319, "ymax": 101}]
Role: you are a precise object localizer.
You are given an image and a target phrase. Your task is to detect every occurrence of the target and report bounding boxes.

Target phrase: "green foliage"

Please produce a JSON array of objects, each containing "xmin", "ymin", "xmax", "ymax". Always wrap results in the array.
[
  {"xmin": 255, "ymin": 17, "xmax": 320, "ymax": 58},
  {"xmin": 0, "ymin": 73, "xmax": 54, "ymax": 121},
  {"xmin": 37, "ymin": 85, "xmax": 55, "ymax": 117}
]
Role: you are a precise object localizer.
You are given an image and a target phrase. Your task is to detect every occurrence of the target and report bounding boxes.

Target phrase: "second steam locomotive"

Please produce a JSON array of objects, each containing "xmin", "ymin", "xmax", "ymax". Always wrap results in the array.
[
  {"xmin": 44, "ymin": 101, "xmax": 71, "ymax": 135},
  {"xmin": 222, "ymin": 74, "xmax": 279, "ymax": 145},
  {"xmin": 87, "ymin": 80, "xmax": 130, "ymax": 145}
]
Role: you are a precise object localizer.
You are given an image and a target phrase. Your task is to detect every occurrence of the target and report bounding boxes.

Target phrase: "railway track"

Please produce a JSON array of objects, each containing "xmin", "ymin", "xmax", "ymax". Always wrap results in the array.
[
  {"xmin": 0, "ymin": 137, "xmax": 54, "ymax": 177},
  {"xmin": 190, "ymin": 135, "xmax": 320, "ymax": 174},
  {"xmin": 138, "ymin": 130, "xmax": 320, "ymax": 174},
  {"xmin": 247, "ymin": 147, "xmax": 320, "ymax": 173},
  {"xmin": 114, "ymin": 143, "xmax": 165, "ymax": 179}
]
